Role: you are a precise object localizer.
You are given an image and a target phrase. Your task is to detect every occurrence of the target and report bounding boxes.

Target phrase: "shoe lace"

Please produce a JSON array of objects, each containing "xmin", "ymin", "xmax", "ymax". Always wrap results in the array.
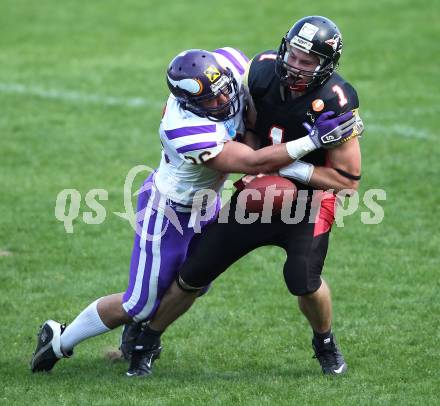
[{"xmin": 313, "ymin": 345, "xmax": 340, "ymax": 367}]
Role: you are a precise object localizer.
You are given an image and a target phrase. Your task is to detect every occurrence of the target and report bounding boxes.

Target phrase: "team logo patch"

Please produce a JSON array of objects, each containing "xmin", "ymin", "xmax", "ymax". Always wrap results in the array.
[
  {"xmin": 325, "ymin": 35, "xmax": 341, "ymax": 52},
  {"xmin": 352, "ymin": 110, "xmax": 365, "ymax": 137},
  {"xmin": 312, "ymin": 99, "xmax": 325, "ymax": 112},
  {"xmin": 167, "ymin": 76, "xmax": 203, "ymax": 95},
  {"xmin": 204, "ymin": 65, "xmax": 221, "ymax": 82},
  {"xmin": 298, "ymin": 22, "xmax": 319, "ymax": 41},
  {"xmin": 193, "ymin": 79, "xmax": 204, "ymax": 95}
]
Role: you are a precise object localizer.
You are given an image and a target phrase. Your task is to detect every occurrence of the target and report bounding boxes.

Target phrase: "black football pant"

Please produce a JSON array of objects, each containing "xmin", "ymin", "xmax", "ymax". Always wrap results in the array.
[{"xmin": 180, "ymin": 192, "xmax": 331, "ymax": 296}]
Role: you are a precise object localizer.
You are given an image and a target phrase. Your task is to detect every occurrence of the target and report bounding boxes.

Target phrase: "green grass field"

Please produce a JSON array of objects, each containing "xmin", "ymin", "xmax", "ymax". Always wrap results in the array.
[{"xmin": 1, "ymin": 0, "xmax": 439, "ymax": 404}]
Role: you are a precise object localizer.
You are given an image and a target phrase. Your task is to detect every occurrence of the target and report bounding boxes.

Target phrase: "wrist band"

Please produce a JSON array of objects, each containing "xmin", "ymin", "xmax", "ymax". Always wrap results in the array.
[
  {"xmin": 279, "ymin": 160, "xmax": 314, "ymax": 184},
  {"xmin": 285, "ymin": 136, "xmax": 317, "ymax": 160}
]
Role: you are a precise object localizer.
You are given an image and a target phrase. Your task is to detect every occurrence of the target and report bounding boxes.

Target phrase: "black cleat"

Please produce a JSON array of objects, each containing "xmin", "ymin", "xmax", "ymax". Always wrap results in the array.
[
  {"xmin": 30, "ymin": 320, "xmax": 69, "ymax": 373},
  {"xmin": 312, "ymin": 334, "xmax": 347, "ymax": 375},
  {"xmin": 126, "ymin": 343, "xmax": 162, "ymax": 378},
  {"xmin": 119, "ymin": 322, "xmax": 144, "ymax": 361}
]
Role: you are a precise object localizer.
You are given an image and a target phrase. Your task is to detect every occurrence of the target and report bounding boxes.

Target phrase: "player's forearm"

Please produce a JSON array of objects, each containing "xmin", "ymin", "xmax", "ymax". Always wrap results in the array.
[
  {"xmin": 309, "ymin": 166, "xmax": 359, "ymax": 195},
  {"xmin": 206, "ymin": 137, "xmax": 317, "ymax": 175},
  {"xmin": 280, "ymin": 136, "xmax": 361, "ymax": 194},
  {"xmin": 205, "ymin": 141, "xmax": 292, "ymax": 174},
  {"xmin": 240, "ymin": 144, "xmax": 293, "ymax": 174},
  {"xmin": 243, "ymin": 134, "xmax": 320, "ymax": 174},
  {"xmin": 280, "ymin": 162, "xmax": 359, "ymax": 194}
]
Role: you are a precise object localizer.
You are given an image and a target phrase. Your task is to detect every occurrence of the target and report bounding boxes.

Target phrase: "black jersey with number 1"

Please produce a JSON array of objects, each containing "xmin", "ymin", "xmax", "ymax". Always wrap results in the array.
[{"xmin": 247, "ymin": 50, "xmax": 360, "ymax": 171}]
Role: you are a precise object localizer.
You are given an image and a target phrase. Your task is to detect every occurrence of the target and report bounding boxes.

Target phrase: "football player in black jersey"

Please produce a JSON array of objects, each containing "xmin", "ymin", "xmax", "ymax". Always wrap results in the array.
[{"xmin": 123, "ymin": 16, "xmax": 364, "ymax": 377}]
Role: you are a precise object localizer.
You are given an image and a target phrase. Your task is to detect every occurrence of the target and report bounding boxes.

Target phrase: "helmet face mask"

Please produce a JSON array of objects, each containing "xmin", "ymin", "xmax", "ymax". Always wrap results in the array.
[
  {"xmin": 276, "ymin": 16, "xmax": 343, "ymax": 92},
  {"xmin": 166, "ymin": 50, "xmax": 240, "ymax": 122},
  {"xmin": 279, "ymin": 41, "xmax": 325, "ymax": 92}
]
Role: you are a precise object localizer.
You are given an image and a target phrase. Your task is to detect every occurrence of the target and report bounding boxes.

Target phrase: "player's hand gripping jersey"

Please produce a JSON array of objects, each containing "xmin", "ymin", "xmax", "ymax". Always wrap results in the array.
[{"xmin": 154, "ymin": 47, "xmax": 248, "ymax": 206}]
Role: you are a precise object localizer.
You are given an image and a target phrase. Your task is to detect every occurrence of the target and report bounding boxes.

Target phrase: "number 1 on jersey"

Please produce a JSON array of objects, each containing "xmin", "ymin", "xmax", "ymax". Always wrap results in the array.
[
  {"xmin": 332, "ymin": 85, "xmax": 348, "ymax": 107},
  {"xmin": 269, "ymin": 126, "xmax": 284, "ymax": 145}
]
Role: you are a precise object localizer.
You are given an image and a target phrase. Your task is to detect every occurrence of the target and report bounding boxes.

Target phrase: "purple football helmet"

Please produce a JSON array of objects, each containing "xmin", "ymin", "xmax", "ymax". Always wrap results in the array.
[{"xmin": 166, "ymin": 49, "xmax": 240, "ymax": 121}]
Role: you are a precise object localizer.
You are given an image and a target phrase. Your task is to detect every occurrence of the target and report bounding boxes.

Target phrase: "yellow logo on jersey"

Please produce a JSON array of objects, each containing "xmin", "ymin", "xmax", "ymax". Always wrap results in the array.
[{"xmin": 204, "ymin": 65, "xmax": 221, "ymax": 82}]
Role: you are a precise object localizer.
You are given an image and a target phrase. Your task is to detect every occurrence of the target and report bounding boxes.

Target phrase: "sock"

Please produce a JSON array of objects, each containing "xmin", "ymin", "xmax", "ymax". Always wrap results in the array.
[
  {"xmin": 313, "ymin": 328, "xmax": 332, "ymax": 346},
  {"xmin": 135, "ymin": 325, "xmax": 163, "ymax": 350},
  {"xmin": 60, "ymin": 299, "xmax": 111, "ymax": 353}
]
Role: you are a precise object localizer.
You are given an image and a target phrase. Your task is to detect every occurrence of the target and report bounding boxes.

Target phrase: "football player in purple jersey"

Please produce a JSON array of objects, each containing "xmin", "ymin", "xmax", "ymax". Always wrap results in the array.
[{"xmin": 30, "ymin": 45, "xmax": 355, "ymax": 375}]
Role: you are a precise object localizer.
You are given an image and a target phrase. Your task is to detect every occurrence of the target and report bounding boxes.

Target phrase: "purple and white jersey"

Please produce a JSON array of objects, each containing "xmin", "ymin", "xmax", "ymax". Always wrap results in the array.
[{"xmin": 154, "ymin": 47, "xmax": 249, "ymax": 206}]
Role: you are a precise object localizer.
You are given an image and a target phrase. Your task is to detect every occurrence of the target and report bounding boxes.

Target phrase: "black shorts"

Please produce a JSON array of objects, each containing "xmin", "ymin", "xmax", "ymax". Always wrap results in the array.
[{"xmin": 180, "ymin": 191, "xmax": 335, "ymax": 296}]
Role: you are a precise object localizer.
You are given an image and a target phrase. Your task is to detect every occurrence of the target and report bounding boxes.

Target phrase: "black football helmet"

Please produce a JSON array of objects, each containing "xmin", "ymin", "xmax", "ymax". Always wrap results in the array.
[
  {"xmin": 276, "ymin": 16, "xmax": 343, "ymax": 92},
  {"xmin": 166, "ymin": 49, "xmax": 240, "ymax": 122}
]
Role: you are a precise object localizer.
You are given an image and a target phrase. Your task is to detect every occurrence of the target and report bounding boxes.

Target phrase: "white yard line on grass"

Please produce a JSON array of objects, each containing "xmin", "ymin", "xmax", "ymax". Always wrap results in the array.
[
  {"xmin": 0, "ymin": 82, "xmax": 434, "ymax": 140},
  {"xmin": 0, "ymin": 82, "xmax": 163, "ymax": 109},
  {"xmin": 362, "ymin": 107, "xmax": 440, "ymax": 121},
  {"xmin": 366, "ymin": 124, "xmax": 434, "ymax": 140}
]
